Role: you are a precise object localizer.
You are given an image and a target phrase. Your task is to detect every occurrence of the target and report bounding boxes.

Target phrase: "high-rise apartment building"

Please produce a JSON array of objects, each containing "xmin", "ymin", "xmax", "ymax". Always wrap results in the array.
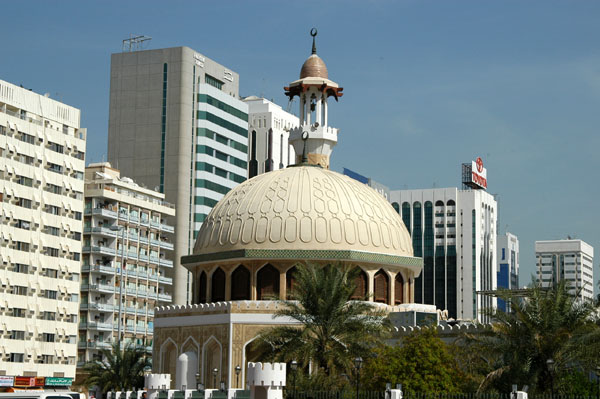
[
  {"xmin": 389, "ymin": 187, "xmax": 497, "ymax": 322},
  {"xmin": 243, "ymin": 96, "xmax": 298, "ymax": 177},
  {"xmin": 535, "ymin": 239, "xmax": 594, "ymax": 301},
  {"xmin": 497, "ymin": 232, "xmax": 519, "ymax": 312},
  {"xmin": 0, "ymin": 79, "xmax": 86, "ymax": 378},
  {"xmin": 108, "ymin": 47, "xmax": 248, "ymax": 304},
  {"xmin": 79, "ymin": 163, "xmax": 175, "ymax": 368}
]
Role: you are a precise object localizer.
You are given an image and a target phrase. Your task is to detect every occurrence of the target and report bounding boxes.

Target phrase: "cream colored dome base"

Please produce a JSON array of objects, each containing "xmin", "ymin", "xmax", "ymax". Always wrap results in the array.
[{"xmin": 193, "ymin": 166, "xmax": 414, "ymax": 258}]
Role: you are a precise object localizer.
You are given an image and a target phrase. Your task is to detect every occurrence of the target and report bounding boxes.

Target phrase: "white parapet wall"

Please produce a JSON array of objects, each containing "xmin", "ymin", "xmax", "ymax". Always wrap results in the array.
[
  {"xmin": 145, "ymin": 374, "xmax": 172, "ymax": 399},
  {"xmin": 247, "ymin": 362, "xmax": 286, "ymax": 399}
]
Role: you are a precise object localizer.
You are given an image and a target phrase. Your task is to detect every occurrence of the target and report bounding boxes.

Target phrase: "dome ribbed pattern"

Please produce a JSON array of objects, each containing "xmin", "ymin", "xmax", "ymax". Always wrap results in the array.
[
  {"xmin": 300, "ymin": 54, "xmax": 328, "ymax": 79},
  {"xmin": 193, "ymin": 166, "xmax": 413, "ymax": 257}
]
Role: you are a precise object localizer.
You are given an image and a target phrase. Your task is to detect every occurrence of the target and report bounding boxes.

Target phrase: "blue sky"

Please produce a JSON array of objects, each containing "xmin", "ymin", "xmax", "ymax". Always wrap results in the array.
[{"xmin": 1, "ymin": 1, "xmax": 599, "ymax": 293}]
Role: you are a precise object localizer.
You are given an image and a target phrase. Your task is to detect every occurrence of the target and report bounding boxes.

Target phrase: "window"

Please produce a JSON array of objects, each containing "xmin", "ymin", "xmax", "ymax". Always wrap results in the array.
[
  {"xmin": 20, "ymin": 132, "xmax": 35, "ymax": 144},
  {"xmin": 69, "ymin": 314, "xmax": 77, "ymax": 323},
  {"xmin": 13, "ymin": 285, "xmax": 28, "ymax": 295},
  {"xmin": 45, "ymin": 290, "xmax": 57, "ymax": 299},
  {"xmin": 17, "ymin": 176, "xmax": 33, "ymax": 187},
  {"xmin": 72, "ymin": 231, "xmax": 81, "ymax": 240},
  {"xmin": 45, "ymin": 247, "xmax": 60, "ymax": 258},
  {"xmin": 15, "ymin": 220, "xmax": 30, "ymax": 230},
  {"xmin": 46, "ymin": 226, "xmax": 60, "ymax": 236},
  {"xmin": 48, "ymin": 142, "xmax": 64, "ymax": 153},
  {"xmin": 214, "ymin": 167, "xmax": 227, "ymax": 178},
  {"xmin": 45, "ymin": 205, "xmax": 61, "ymax": 215},
  {"xmin": 13, "ymin": 308, "xmax": 25, "ymax": 317},
  {"xmin": 74, "ymin": 211, "xmax": 82, "ymax": 220},
  {"xmin": 14, "ymin": 263, "xmax": 28, "ymax": 274},
  {"xmin": 18, "ymin": 154, "xmax": 34, "ymax": 165},
  {"xmin": 44, "ymin": 268, "xmax": 58, "ymax": 278},
  {"xmin": 205, "ymin": 74, "xmax": 224, "ymax": 90},
  {"xmin": 10, "ymin": 330, "xmax": 25, "ymax": 340},
  {"xmin": 73, "ymin": 151, "xmax": 84, "ymax": 160},
  {"xmin": 47, "ymin": 163, "xmax": 63, "ymax": 174},
  {"xmin": 72, "ymin": 253, "xmax": 80, "ymax": 261},
  {"xmin": 73, "ymin": 171, "xmax": 84, "ymax": 180},
  {"xmin": 9, "ymin": 353, "xmax": 24, "ymax": 363},
  {"xmin": 215, "ymin": 150, "xmax": 228, "ymax": 162},
  {"xmin": 70, "ymin": 293, "xmax": 79, "ymax": 302},
  {"xmin": 42, "ymin": 333, "xmax": 55, "ymax": 342},
  {"xmin": 46, "ymin": 183, "xmax": 62, "ymax": 194},
  {"xmin": 40, "ymin": 355, "xmax": 53, "ymax": 364},
  {"xmin": 43, "ymin": 311, "xmax": 56, "ymax": 320},
  {"xmin": 17, "ymin": 197, "xmax": 32, "ymax": 208},
  {"xmin": 15, "ymin": 241, "xmax": 30, "ymax": 252}
]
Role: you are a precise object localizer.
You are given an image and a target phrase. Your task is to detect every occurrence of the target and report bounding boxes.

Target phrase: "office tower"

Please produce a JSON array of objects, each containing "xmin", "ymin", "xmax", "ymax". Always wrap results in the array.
[
  {"xmin": 535, "ymin": 239, "xmax": 594, "ymax": 301},
  {"xmin": 108, "ymin": 47, "xmax": 248, "ymax": 304},
  {"xmin": 0, "ymin": 79, "xmax": 86, "ymax": 378},
  {"xmin": 497, "ymin": 232, "xmax": 519, "ymax": 312},
  {"xmin": 79, "ymin": 163, "xmax": 175, "ymax": 368},
  {"xmin": 243, "ymin": 96, "xmax": 298, "ymax": 178},
  {"xmin": 390, "ymin": 187, "xmax": 497, "ymax": 321}
]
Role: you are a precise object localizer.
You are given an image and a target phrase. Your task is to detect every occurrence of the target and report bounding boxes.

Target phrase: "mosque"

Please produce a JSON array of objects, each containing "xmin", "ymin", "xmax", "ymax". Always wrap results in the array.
[{"xmin": 152, "ymin": 30, "xmax": 427, "ymax": 390}]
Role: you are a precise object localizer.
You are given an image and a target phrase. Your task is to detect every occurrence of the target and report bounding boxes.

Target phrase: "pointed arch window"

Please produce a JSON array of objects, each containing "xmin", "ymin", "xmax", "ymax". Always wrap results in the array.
[
  {"xmin": 374, "ymin": 269, "xmax": 389, "ymax": 304},
  {"xmin": 211, "ymin": 267, "xmax": 225, "ymax": 302},
  {"xmin": 257, "ymin": 264, "xmax": 280, "ymax": 300},
  {"xmin": 351, "ymin": 268, "xmax": 368, "ymax": 300},
  {"xmin": 198, "ymin": 271, "xmax": 207, "ymax": 304},
  {"xmin": 395, "ymin": 273, "xmax": 404, "ymax": 305},
  {"xmin": 231, "ymin": 266, "xmax": 251, "ymax": 300}
]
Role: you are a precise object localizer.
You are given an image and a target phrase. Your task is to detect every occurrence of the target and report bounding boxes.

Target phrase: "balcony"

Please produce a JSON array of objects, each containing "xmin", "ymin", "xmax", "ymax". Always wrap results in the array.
[
  {"xmin": 83, "ymin": 246, "xmax": 116, "ymax": 256},
  {"xmin": 151, "ymin": 238, "xmax": 174, "ymax": 250},
  {"xmin": 160, "ymin": 223, "xmax": 174, "ymax": 233},
  {"xmin": 159, "ymin": 258, "xmax": 173, "ymax": 268},
  {"xmin": 83, "ymin": 302, "xmax": 115, "ymax": 312},
  {"xmin": 158, "ymin": 293, "xmax": 172, "ymax": 302},
  {"xmin": 86, "ymin": 226, "xmax": 118, "ymax": 237},
  {"xmin": 159, "ymin": 276, "xmax": 173, "ymax": 285},
  {"xmin": 88, "ymin": 283, "xmax": 116, "ymax": 293},
  {"xmin": 87, "ymin": 321, "xmax": 114, "ymax": 331},
  {"xmin": 91, "ymin": 208, "xmax": 118, "ymax": 219},
  {"xmin": 78, "ymin": 341, "xmax": 113, "ymax": 349}
]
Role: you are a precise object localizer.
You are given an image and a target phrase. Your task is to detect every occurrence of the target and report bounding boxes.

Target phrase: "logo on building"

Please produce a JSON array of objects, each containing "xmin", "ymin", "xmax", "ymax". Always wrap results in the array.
[{"xmin": 462, "ymin": 157, "xmax": 487, "ymax": 190}]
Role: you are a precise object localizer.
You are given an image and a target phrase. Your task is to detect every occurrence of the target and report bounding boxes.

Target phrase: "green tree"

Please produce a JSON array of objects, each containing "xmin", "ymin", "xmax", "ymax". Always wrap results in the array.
[
  {"xmin": 362, "ymin": 328, "xmax": 465, "ymax": 393},
  {"xmin": 83, "ymin": 342, "xmax": 151, "ymax": 393},
  {"xmin": 254, "ymin": 263, "xmax": 390, "ymax": 383},
  {"xmin": 464, "ymin": 281, "xmax": 599, "ymax": 394}
]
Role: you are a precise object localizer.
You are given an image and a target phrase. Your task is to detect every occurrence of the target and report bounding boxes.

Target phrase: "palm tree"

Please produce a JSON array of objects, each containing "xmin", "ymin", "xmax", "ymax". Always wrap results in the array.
[
  {"xmin": 464, "ymin": 281, "xmax": 599, "ymax": 394},
  {"xmin": 83, "ymin": 341, "xmax": 151, "ymax": 393},
  {"xmin": 254, "ymin": 263, "xmax": 391, "ymax": 378}
]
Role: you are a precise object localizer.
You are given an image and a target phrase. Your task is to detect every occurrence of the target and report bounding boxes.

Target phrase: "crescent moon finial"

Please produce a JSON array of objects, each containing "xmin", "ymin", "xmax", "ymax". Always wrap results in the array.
[{"xmin": 310, "ymin": 28, "xmax": 318, "ymax": 54}]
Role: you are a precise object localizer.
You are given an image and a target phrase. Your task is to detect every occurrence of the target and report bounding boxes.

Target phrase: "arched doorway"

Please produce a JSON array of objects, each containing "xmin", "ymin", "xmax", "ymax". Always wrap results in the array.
[
  {"xmin": 198, "ymin": 271, "xmax": 207, "ymax": 303},
  {"xmin": 257, "ymin": 264, "xmax": 280, "ymax": 300},
  {"xmin": 202, "ymin": 337, "xmax": 222, "ymax": 388},
  {"xmin": 160, "ymin": 339, "xmax": 178, "ymax": 388},
  {"xmin": 231, "ymin": 265, "xmax": 251, "ymax": 300},
  {"xmin": 351, "ymin": 268, "xmax": 368, "ymax": 300},
  {"xmin": 211, "ymin": 267, "xmax": 225, "ymax": 302},
  {"xmin": 395, "ymin": 272, "xmax": 404, "ymax": 304},
  {"xmin": 286, "ymin": 266, "xmax": 297, "ymax": 299},
  {"xmin": 374, "ymin": 269, "xmax": 389, "ymax": 304}
]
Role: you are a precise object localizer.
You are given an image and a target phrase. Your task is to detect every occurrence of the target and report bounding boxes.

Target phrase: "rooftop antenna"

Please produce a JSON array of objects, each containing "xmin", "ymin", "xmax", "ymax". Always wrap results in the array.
[{"xmin": 122, "ymin": 34, "xmax": 152, "ymax": 52}]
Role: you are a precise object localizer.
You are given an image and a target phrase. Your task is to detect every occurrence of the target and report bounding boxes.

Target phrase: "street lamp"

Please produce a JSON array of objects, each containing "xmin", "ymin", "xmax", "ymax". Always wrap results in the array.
[
  {"xmin": 213, "ymin": 368, "xmax": 218, "ymax": 389},
  {"xmin": 354, "ymin": 357, "xmax": 363, "ymax": 399},
  {"xmin": 290, "ymin": 360, "xmax": 298, "ymax": 399},
  {"xmin": 110, "ymin": 225, "xmax": 126, "ymax": 352},
  {"xmin": 546, "ymin": 359, "xmax": 555, "ymax": 399},
  {"xmin": 235, "ymin": 365, "xmax": 241, "ymax": 389}
]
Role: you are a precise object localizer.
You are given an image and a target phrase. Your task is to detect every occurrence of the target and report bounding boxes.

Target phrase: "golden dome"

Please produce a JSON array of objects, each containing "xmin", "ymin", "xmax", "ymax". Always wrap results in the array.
[
  {"xmin": 193, "ymin": 166, "xmax": 413, "ymax": 258},
  {"xmin": 300, "ymin": 54, "xmax": 329, "ymax": 79}
]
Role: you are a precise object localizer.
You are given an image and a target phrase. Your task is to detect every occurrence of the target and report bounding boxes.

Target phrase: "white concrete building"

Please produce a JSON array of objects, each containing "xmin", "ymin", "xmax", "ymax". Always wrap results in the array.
[
  {"xmin": 0, "ymin": 79, "xmax": 86, "ymax": 378},
  {"xmin": 497, "ymin": 232, "xmax": 519, "ymax": 312},
  {"xmin": 535, "ymin": 239, "xmax": 594, "ymax": 301},
  {"xmin": 79, "ymin": 163, "xmax": 175, "ymax": 367},
  {"xmin": 243, "ymin": 96, "xmax": 298, "ymax": 178},
  {"xmin": 108, "ymin": 47, "xmax": 248, "ymax": 305},
  {"xmin": 389, "ymin": 187, "xmax": 497, "ymax": 322}
]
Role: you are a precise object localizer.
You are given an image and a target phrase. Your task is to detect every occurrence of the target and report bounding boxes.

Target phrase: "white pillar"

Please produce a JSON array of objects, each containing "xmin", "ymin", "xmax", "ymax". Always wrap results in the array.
[
  {"xmin": 323, "ymin": 96, "xmax": 328, "ymax": 128},
  {"xmin": 315, "ymin": 95, "xmax": 322, "ymax": 125},
  {"xmin": 299, "ymin": 95, "xmax": 305, "ymax": 125}
]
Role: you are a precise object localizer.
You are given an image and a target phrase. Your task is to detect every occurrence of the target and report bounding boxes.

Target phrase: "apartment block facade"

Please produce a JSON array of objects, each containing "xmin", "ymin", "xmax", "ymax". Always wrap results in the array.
[
  {"xmin": 0, "ymin": 79, "xmax": 86, "ymax": 378},
  {"xmin": 79, "ymin": 163, "xmax": 175, "ymax": 366},
  {"xmin": 536, "ymin": 239, "xmax": 594, "ymax": 301}
]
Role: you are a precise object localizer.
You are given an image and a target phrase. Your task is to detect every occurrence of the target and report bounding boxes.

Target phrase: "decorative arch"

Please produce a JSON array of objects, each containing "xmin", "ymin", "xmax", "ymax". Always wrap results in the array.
[
  {"xmin": 181, "ymin": 336, "xmax": 201, "ymax": 378},
  {"xmin": 211, "ymin": 267, "xmax": 225, "ymax": 302},
  {"xmin": 257, "ymin": 264, "xmax": 279, "ymax": 300},
  {"xmin": 447, "ymin": 199, "xmax": 455, "ymax": 206},
  {"xmin": 351, "ymin": 268, "xmax": 368, "ymax": 300},
  {"xmin": 395, "ymin": 272, "xmax": 405, "ymax": 305},
  {"xmin": 435, "ymin": 200, "xmax": 444, "ymax": 206},
  {"xmin": 201, "ymin": 336, "xmax": 223, "ymax": 388},
  {"xmin": 286, "ymin": 266, "xmax": 298, "ymax": 300},
  {"xmin": 392, "ymin": 202, "xmax": 400, "ymax": 214},
  {"xmin": 231, "ymin": 265, "xmax": 251, "ymax": 300},
  {"xmin": 373, "ymin": 269, "xmax": 389, "ymax": 304},
  {"xmin": 198, "ymin": 271, "xmax": 207, "ymax": 304},
  {"xmin": 159, "ymin": 337, "xmax": 178, "ymax": 386}
]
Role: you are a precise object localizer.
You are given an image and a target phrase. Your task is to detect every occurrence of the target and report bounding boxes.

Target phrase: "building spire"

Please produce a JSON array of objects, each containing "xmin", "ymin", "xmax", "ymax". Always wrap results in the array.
[{"xmin": 311, "ymin": 28, "xmax": 317, "ymax": 54}]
